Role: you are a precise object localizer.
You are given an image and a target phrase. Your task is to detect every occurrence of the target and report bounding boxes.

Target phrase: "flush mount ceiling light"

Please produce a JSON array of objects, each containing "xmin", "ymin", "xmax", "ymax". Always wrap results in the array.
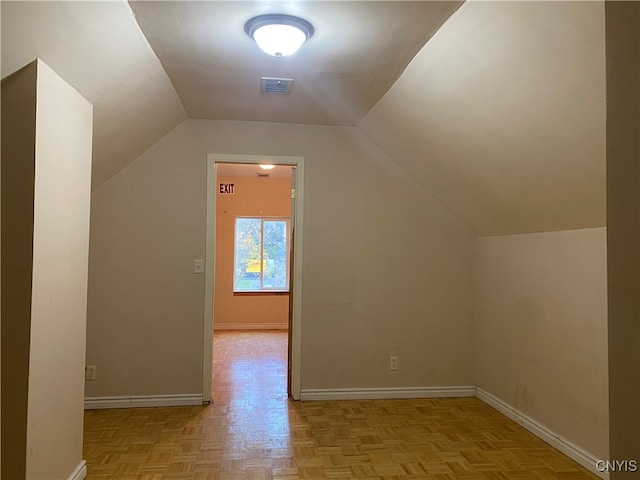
[
  {"xmin": 245, "ymin": 14, "xmax": 314, "ymax": 57},
  {"xmin": 259, "ymin": 164, "xmax": 276, "ymax": 170}
]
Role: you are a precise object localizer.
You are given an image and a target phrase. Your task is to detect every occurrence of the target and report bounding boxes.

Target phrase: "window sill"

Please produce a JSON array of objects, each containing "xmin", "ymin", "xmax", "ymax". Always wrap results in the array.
[{"xmin": 233, "ymin": 291, "xmax": 290, "ymax": 296}]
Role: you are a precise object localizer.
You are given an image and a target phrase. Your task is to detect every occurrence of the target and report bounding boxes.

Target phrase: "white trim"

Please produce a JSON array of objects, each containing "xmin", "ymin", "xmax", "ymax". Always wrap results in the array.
[
  {"xmin": 81, "ymin": 386, "xmax": 605, "ymax": 479},
  {"xmin": 67, "ymin": 460, "xmax": 87, "ymax": 480},
  {"xmin": 476, "ymin": 388, "xmax": 608, "ymax": 480},
  {"xmin": 214, "ymin": 323, "xmax": 288, "ymax": 330},
  {"xmin": 300, "ymin": 386, "xmax": 476, "ymax": 401},
  {"xmin": 203, "ymin": 159, "xmax": 216, "ymax": 404},
  {"xmin": 301, "ymin": 386, "xmax": 605, "ymax": 478},
  {"xmin": 205, "ymin": 153, "xmax": 305, "ymax": 401},
  {"xmin": 84, "ymin": 394, "xmax": 203, "ymax": 410}
]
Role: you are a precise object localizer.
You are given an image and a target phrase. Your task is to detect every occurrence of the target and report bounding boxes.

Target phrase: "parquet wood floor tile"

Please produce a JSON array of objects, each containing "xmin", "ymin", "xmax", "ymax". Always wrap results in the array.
[{"xmin": 83, "ymin": 331, "xmax": 599, "ymax": 480}]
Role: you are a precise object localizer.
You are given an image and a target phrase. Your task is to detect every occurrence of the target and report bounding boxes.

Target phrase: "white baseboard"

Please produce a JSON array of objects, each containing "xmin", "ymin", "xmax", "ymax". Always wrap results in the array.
[
  {"xmin": 84, "ymin": 394, "xmax": 203, "ymax": 410},
  {"xmin": 300, "ymin": 385, "xmax": 476, "ymax": 401},
  {"xmin": 302, "ymin": 386, "xmax": 605, "ymax": 478},
  {"xmin": 81, "ymin": 387, "xmax": 604, "ymax": 479},
  {"xmin": 67, "ymin": 460, "xmax": 87, "ymax": 480},
  {"xmin": 476, "ymin": 388, "xmax": 608, "ymax": 480},
  {"xmin": 214, "ymin": 323, "xmax": 288, "ymax": 330}
]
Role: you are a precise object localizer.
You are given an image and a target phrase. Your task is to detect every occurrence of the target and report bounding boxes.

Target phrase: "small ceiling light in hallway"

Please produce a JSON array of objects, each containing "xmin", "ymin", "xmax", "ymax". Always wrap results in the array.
[{"xmin": 245, "ymin": 14, "xmax": 314, "ymax": 57}]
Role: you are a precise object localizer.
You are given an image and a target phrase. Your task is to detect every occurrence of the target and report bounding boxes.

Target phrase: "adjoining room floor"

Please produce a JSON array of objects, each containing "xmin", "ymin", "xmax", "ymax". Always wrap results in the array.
[{"xmin": 83, "ymin": 330, "xmax": 599, "ymax": 479}]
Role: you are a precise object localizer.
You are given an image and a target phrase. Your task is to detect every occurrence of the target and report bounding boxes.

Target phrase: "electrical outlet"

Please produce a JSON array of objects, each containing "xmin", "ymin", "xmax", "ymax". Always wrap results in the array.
[
  {"xmin": 389, "ymin": 356, "xmax": 399, "ymax": 371},
  {"xmin": 194, "ymin": 259, "xmax": 204, "ymax": 274},
  {"xmin": 85, "ymin": 365, "xmax": 97, "ymax": 381}
]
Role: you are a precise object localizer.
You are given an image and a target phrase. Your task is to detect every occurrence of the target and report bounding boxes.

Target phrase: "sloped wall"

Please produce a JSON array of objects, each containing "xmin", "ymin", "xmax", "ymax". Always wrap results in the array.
[
  {"xmin": 1, "ymin": 0, "xmax": 187, "ymax": 188},
  {"xmin": 86, "ymin": 119, "xmax": 475, "ymax": 398},
  {"xmin": 359, "ymin": 1, "xmax": 605, "ymax": 236}
]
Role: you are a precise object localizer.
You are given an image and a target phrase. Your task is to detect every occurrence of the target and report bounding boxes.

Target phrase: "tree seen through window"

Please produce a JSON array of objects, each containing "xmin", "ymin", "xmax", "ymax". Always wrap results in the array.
[{"xmin": 234, "ymin": 217, "xmax": 289, "ymax": 291}]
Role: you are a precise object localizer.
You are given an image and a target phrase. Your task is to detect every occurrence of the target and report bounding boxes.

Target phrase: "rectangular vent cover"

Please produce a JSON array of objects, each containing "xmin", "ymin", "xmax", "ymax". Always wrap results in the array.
[{"xmin": 261, "ymin": 77, "xmax": 293, "ymax": 94}]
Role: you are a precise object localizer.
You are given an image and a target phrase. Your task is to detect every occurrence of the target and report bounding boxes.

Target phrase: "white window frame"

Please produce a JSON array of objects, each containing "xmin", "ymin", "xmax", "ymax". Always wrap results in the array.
[{"xmin": 233, "ymin": 216, "xmax": 291, "ymax": 293}]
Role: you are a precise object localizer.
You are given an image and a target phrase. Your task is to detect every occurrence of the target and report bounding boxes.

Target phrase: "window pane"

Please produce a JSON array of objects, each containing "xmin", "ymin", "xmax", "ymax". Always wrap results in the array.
[
  {"xmin": 262, "ymin": 220, "xmax": 288, "ymax": 289},
  {"xmin": 234, "ymin": 218, "xmax": 262, "ymax": 291}
]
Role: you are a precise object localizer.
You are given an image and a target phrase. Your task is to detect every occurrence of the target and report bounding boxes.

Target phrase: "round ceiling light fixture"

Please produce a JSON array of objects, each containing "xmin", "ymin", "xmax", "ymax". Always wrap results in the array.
[{"xmin": 245, "ymin": 14, "xmax": 314, "ymax": 58}]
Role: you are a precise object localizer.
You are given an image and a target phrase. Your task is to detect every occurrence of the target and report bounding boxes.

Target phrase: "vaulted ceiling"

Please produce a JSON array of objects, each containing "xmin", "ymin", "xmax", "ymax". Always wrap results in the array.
[
  {"xmin": 1, "ymin": 1, "xmax": 606, "ymax": 235},
  {"xmin": 1, "ymin": 1, "xmax": 186, "ymax": 186},
  {"xmin": 360, "ymin": 1, "xmax": 605, "ymax": 235},
  {"xmin": 129, "ymin": 1, "xmax": 462, "ymax": 126}
]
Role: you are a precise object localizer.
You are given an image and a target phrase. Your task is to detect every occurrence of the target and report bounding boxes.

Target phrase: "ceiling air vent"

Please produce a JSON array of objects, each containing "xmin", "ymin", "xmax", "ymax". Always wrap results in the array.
[{"xmin": 261, "ymin": 77, "xmax": 293, "ymax": 94}]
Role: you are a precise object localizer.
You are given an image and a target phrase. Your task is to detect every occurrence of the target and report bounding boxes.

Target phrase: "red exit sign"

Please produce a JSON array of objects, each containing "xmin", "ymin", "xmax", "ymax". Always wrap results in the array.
[{"xmin": 219, "ymin": 183, "xmax": 235, "ymax": 194}]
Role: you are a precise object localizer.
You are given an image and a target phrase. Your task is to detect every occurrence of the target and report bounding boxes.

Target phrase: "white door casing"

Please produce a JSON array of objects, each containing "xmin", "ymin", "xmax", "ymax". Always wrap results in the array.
[{"xmin": 203, "ymin": 154, "xmax": 305, "ymax": 402}]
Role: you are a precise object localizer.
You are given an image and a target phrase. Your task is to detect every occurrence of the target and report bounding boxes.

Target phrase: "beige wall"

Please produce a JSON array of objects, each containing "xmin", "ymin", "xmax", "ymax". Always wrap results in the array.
[
  {"xmin": 605, "ymin": 2, "xmax": 640, "ymax": 476},
  {"xmin": 476, "ymin": 228, "xmax": 609, "ymax": 459},
  {"xmin": 0, "ymin": 4, "xmax": 3, "ymax": 471},
  {"xmin": 359, "ymin": 1, "xmax": 605, "ymax": 237},
  {"xmin": 1, "ymin": 60, "xmax": 37, "ymax": 480},
  {"xmin": 214, "ymin": 175, "xmax": 290, "ymax": 330},
  {"xmin": 1, "ymin": 60, "xmax": 92, "ymax": 480},
  {"xmin": 27, "ymin": 60, "xmax": 92, "ymax": 480},
  {"xmin": 85, "ymin": 83, "xmax": 614, "ymax": 463},
  {"xmin": 86, "ymin": 118, "xmax": 475, "ymax": 397}
]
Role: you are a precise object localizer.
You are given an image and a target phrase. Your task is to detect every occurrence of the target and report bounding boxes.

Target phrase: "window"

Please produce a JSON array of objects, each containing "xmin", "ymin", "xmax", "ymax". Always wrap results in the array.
[{"xmin": 234, "ymin": 217, "xmax": 290, "ymax": 292}]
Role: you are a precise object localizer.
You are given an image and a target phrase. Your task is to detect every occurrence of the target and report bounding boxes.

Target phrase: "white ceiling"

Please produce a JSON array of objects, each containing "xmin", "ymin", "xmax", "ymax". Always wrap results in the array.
[
  {"xmin": 129, "ymin": 1, "xmax": 462, "ymax": 126},
  {"xmin": 217, "ymin": 163, "xmax": 292, "ymax": 179},
  {"xmin": 1, "ymin": 1, "xmax": 607, "ymax": 235}
]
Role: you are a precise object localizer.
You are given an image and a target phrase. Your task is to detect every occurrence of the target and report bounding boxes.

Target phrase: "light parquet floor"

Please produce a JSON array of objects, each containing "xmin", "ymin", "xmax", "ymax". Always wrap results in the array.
[{"xmin": 83, "ymin": 330, "xmax": 599, "ymax": 480}]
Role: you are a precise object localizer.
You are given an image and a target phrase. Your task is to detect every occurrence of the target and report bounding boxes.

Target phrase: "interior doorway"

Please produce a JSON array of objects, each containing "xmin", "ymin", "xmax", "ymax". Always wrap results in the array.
[{"xmin": 203, "ymin": 154, "xmax": 305, "ymax": 402}]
